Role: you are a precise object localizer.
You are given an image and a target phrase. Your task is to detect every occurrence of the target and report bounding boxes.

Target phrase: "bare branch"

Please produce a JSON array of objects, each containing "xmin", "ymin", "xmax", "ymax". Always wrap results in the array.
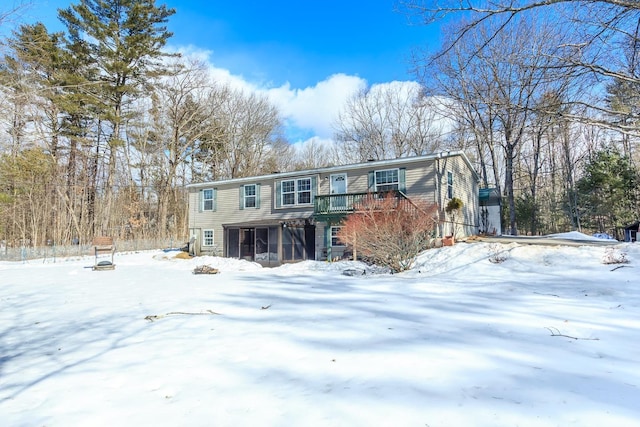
[{"xmin": 545, "ymin": 326, "xmax": 600, "ymax": 340}]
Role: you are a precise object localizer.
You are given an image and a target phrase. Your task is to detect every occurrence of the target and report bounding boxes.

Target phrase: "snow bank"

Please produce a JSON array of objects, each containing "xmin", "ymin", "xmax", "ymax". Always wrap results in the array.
[
  {"xmin": 152, "ymin": 250, "xmax": 263, "ymax": 271},
  {"xmin": 548, "ymin": 230, "xmax": 612, "ymax": 241},
  {"xmin": 1, "ymin": 240, "xmax": 639, "ymax": 426}
]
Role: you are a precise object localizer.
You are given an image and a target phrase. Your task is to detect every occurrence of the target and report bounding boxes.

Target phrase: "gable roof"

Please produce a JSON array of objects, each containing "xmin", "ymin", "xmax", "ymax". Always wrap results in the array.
[{"xmin": 186, "ymin": 150, "xmax": 479, "ymax": 189}]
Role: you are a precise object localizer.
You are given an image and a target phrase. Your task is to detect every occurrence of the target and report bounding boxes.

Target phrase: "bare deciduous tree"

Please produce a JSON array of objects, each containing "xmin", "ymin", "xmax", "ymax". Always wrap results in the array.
[
  {"xmin": 146, "ymin": 58, "xmax": 214, "ymax": 237},
  {"xmin": 422, "ymin": 17, "xmax": 572, "ymax": 234},
  {"xmin": 210, "ymin": 88, "xmax": 285, "ymax": 179},
  {"xmin": 0, "ymin": 5, "xmax": 294, "ymax": 248},
  {"xmin": 0, "ymin": 1, "xmax": 31, "ymax": 29},
  {"xmin": 400, "ymin": 0, "xmax": 640, "ymax": 135},
  {"xmin": 292, "ymin": 137, "xmax": 337, "ymax": 170},
  {"xmin": 334, "ymin": 81, "xmax": 444, "ymax": 162}
]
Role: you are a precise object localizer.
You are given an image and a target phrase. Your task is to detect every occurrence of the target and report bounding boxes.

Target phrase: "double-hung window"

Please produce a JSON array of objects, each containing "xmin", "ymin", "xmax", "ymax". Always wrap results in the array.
[
  {"xmin": 331, "ymin": 226, "xmax": 343, "ymax": 247},
  {"xmin": 282, "ymin": 180, "xmax": 296, "ymax": 205},
  {"xmin": 297, "ymin": 178, "xmax": 312, "ymax": 204},
  {"xmin": 201, "ymin": 188, "xmax": 216, "ymax": 211},
  {"xmin": 280, "ymin": 177, "xmax": 313, "ymax": 206},
  {"xmin": 239, "ymin": 184, "xmax": 260, "ymax": 210},
  {"xmin": 375, "ymin": 169, "xmax": 399, "ymax": 192},
  {"xmin": 244, "ymin": 184, "xmax": 256, "ymax": 208}
]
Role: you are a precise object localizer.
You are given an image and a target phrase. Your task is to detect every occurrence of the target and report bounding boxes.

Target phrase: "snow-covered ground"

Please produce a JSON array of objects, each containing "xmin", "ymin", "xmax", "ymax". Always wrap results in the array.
[{"xmin": 1, "ymin": 235, "xmax": 639, "ymax": 426}]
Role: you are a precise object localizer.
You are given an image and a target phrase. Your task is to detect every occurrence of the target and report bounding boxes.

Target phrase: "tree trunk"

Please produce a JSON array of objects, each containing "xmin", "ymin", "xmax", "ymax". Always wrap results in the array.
[{"xmin": 505, "ymin": 144, "xmax": 517, "ymax": 235}]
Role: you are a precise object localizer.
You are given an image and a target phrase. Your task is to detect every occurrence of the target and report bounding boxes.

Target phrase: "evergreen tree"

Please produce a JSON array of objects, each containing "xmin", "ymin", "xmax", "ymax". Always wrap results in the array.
[
  {"xmin": 607, "ymin": 77, "xmax": 640, "ymax": 159},
  {"xmin": 58, "ymin": 0, "xmax": 176, "ymax": 233},
  {"xmin": 577, "ymin": 149, "xmax": 639, "ymax": 237},
  {"xmin": 5, "ymin": 23, "xmax": 68, "ymax": 157}
]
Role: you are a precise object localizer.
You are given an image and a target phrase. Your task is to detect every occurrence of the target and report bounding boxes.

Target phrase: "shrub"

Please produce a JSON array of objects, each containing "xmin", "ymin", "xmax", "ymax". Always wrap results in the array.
[
  {"xmin": 337, "ymin": 193, "xmax": 439, "ymax": 272},
  {"xmin": 487, "ymin": 243, "xmax": 508, "ymax": 264},
  {"xmin": 445, "ymin": 197, "xmax": 464, "ymax": 213},
  {"xmin": 445, "ymin": 197, "xmax": 464, "ymax": 236}
]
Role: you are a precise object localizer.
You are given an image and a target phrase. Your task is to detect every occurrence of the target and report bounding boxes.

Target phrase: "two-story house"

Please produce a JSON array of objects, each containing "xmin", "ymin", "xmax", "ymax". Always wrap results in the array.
[{"xmin": 186, "ymin": 150, "xmax": 480, "ymax": 265}]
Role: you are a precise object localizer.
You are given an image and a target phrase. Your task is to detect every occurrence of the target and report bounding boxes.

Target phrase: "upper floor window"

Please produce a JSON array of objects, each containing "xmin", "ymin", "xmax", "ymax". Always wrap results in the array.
[
  {"xmin": 282, "ymin": 180, "xmax": 296, "ymax": 205},
  {"xmin": 375, "ymin": 169, "xmax": 399, "ymax": 192},
  {"xmin": 447, "ymin": 171, "xmax": 453, "ymax": 199},
  {"xmin": 241, "ymin": 184, "xmax": 260, "ymax": 209},
  {"xmin": 297, "ymin": 178, "xmax": 312, "ymax": 204},
  {"xmin": 281, "ymin": 177, "xmax": 312, "ymax": 206},
  {"xmin": 201, "ymin": 188, "xmax": 216, "ymax": 211}
]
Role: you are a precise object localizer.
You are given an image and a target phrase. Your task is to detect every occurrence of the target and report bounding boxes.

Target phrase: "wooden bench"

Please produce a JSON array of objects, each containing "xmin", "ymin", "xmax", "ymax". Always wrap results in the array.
[{"xmin": 92, "ymin": 236, "xmax": 116, "ymax": 270}]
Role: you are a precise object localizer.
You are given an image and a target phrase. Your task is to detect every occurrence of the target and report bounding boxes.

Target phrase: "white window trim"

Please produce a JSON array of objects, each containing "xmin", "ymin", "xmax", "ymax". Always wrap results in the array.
[
  {"xmin": 243, "ymin": 184, "xmax": 257, "ymax": 209},
  {"xmin": 330, "ymin": 173, "xmax": 348, "ymax": 194},
  {"xmin": 331, "ymin": 226, "xmax": 345, "ymax": 247},
  {"xmin": 374, "ymin": 168, "xmax": 400, "ymax": 192},
  {"xmin": 202, "ymin": 229, "xmax": 214, "ymax": 247},
  {"xmin": 281, "ymin": 176, "xmax": 313, "ymax": 206},
  {"xmin": 202, "ymin": 188, "xmax": 215, "ymax": 211}
]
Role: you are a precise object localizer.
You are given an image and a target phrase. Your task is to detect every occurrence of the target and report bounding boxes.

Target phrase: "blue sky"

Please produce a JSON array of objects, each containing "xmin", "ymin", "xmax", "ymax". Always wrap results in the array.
[
  {"xmin": 164, "ymin": 0, "xmax": 439, "ymax": 88},
  {"xmin": 15, "ymin": 0, "xmax": 442, "ymax": 143}
]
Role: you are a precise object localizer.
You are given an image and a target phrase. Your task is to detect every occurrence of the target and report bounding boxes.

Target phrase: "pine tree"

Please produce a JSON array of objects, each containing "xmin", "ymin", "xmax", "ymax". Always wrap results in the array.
[
  {"xmin": 58, "ymin": 0, "xmax": 176, "ymax": 233},
  {"xmin": 577, "ymin": 149, "xmax": 639, "ymax": 237}
]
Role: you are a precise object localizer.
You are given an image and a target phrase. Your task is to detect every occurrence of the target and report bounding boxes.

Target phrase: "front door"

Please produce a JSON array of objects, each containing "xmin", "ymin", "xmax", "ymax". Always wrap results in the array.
[{"xmin": 330, "ymin": 173, "xmax": 347, "ymax": 210}]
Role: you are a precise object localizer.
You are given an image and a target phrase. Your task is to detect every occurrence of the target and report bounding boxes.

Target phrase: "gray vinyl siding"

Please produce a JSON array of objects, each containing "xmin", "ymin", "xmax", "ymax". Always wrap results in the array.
[
  {"xmin": 318, "ymin": 168, "xmax": 368, "ymax": 194},
  {"xmin": 316, "ymin": 161, "xmax": 439, "ymax": 198},
  {"xmin": 435, "ymin": 155, "xmax": 479, "ymax": 237},
  {"xmin": 187, "ymin": 152, "xmax": 481, "ymax": 255},
  {"xmin": 404, "ymin": 162, "xmax": 438, "ymax": 203},
  {"xmin": 188, "ymin": 189, "xmax": 221, "ymax": 255},
  {"xmin": 189, "ymin": 177, "xmax": 316, "ymax": 255}
]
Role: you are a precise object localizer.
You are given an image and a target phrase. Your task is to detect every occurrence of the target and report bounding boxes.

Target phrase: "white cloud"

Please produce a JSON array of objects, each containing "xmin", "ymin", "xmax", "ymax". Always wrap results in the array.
[
  {"xmin": 172, "ymin": 46, "xmax": 367, "ymax": 141},
  {"xmin": 169, "ymin": 46, "xmax": 421, "ymax": 144},
  {"xmin": 368, "ymin": 80, "xmax": 423, "ymax": 97},
  {"xmin": 290, "ymin": 135, "xmax": 336, "ymax": 150},
  {"xmin": 171, "ymin": 45, "xmax": 257, "ymax": 93},
  {"xmin": 264, "ymin": 74, "xmax": 367, "ymax": 140}
]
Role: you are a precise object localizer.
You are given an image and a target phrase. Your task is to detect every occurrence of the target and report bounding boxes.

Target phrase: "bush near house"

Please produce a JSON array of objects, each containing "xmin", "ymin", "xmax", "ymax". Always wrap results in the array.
[
  {"xmin": 337, "ymin": 193, "xmax": 439, "ymax": 273},
  {"xmin": 445, "ymin": 197, "xmax": 464, "ymax": 237}
]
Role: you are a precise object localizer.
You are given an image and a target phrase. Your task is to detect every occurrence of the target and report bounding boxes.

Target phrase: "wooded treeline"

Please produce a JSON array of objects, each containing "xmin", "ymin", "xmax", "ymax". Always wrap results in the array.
[
  {"xmin": 0, "ymin": 0, "xmax": 298, "ymax": 246},
  {"xmin": 1, "ymin": 0, "xmax": 639, "ymax": 247},
  {"xmin": 391, "ymin": 0, "xmax": 640, "ymax": 238}
]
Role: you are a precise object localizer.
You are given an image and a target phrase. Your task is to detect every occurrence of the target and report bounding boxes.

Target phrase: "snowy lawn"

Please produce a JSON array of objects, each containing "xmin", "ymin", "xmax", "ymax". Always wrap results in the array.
[{"xmin": 1, "ymin": 239, "xmax": 639, "ymax": 426}]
